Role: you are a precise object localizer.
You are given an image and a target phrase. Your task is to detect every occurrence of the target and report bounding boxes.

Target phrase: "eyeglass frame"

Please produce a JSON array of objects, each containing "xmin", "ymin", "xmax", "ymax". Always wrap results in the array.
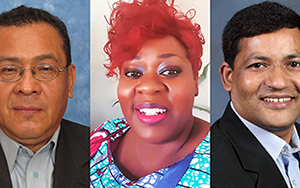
[{"xmin": 0, "ymin": 64, "xmax": 70, "ymax": 82}]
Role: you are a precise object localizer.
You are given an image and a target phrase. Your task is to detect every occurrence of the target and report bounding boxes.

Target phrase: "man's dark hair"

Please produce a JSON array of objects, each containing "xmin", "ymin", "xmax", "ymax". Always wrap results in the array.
[
  {"xmin": 0, "ymin": 5, "xmax": 71, "ymax": 66},
  {"xmin": 222, "ymin": 1, "xmax": 300, "ymax": 69}
]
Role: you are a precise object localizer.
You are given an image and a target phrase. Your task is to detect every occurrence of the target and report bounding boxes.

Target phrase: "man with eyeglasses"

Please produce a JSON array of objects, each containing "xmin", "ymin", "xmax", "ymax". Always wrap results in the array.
[{"xmin": 0, "ymin": 5, "xmax": 89, "ymax": 188}]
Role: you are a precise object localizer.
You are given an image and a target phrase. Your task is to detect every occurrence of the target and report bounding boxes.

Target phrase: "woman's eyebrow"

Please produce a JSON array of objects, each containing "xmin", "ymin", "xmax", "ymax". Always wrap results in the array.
[
  {"xmin": 132, "ymin": 53, "xmax": 178, "ymax": 60},
  {"xmin": 133, "ymin": 56, "xmax": 142, "ymax": 60},
  {"xmin": 157, "ymin": 53, "xmax": 177, "ymax": 58}
]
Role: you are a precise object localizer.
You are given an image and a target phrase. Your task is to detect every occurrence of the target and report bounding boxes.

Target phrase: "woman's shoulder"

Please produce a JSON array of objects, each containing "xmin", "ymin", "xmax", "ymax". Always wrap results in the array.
[
  {"xmin": 193, "ymin": 118, "xmax": 210, "ymax": 158},
  {"xmin": 90, "ymin": 118, "xmax": 130, "ymax": 157},
  {"xmin": 178, "ymin": 132, "xmax": 210, "ymax": 187},
  {"xmin": 195, "ymin": 131, "xmax": 210, "ymax": 153},
  {"xmin": 91, "ymin": 118, "xmax": 129, "ymax": 137}
]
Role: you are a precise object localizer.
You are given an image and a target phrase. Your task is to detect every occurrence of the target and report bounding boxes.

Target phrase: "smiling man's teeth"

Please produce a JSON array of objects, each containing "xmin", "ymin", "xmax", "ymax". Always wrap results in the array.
[
  {"xmin": 138, "ymin": 108, "xmax": 166, "ymax": 116},
  {"xmin": 263, "ymin": 97, "xmax": 291, "ymax": 102}
]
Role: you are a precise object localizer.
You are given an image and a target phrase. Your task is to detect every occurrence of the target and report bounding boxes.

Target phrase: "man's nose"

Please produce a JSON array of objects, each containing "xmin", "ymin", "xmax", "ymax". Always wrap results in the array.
[
  {"xmin": 264, "ymin": 66, "xmax": 290, "ymax": 90},
  {"xmin": 13, "ymin": 69, "xmax": 41, "ymax": 95}
]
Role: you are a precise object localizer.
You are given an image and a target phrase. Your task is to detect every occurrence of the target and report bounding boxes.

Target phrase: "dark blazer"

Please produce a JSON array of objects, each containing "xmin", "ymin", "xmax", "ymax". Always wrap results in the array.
[
  {"xmin": 0, "ymin": 119, "xmax": 89, "ymax": 188},
  {"xmin": 211, "ymin": 103, "xmax": 300, "ymax": 188}
]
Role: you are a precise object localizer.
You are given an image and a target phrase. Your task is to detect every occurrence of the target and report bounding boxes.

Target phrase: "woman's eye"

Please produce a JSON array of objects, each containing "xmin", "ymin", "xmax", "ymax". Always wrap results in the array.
[
  {"xmin": 159, "ymin": 66, "xmax": 182, "ymax": 77},
  {"xmin": 124, "ymin": 70, "xmax": 143, "ymax": 79},
  {"xmin": 161, "ymin": 69, "xmax": 179, "ymax": 76}
]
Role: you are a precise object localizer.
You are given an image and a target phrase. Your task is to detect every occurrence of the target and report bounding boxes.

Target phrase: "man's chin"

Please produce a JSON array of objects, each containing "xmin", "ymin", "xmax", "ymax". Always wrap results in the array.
[{"xmin": 258, "ymin": 123, "xmax": 294, "ymax": 132}]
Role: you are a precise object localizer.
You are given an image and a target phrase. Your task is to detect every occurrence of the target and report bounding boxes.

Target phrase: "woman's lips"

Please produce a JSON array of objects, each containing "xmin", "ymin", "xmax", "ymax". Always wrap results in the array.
[{"xmin": 134, "ymin": 103, "xmax": 168, "ymax": 124}]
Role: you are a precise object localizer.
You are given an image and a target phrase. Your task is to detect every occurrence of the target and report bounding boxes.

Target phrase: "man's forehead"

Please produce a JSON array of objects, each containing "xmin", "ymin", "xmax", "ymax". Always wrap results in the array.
[
  {"xmin": 0, "ymin": 23, "xmax": 66, "ymax": 66},
  {"xmin": 236, "ymin": 28, "xmax": 300, "ymax": 58},
  {"xmin": 0, "ymin": 22, "xmax": 62, "ymax": 41}
]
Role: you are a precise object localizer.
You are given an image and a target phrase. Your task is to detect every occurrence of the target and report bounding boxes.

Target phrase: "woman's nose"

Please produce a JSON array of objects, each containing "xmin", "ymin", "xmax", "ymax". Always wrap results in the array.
[{"xmin": 136, "ymin": 73, "xmax": 167, "ymax": 95}]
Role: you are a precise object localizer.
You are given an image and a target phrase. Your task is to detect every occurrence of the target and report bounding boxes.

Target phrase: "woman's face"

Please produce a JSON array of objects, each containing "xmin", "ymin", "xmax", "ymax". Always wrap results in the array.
[{"xmin": 117, "ymin": 36, "xmax": 198, "ymax": 143}]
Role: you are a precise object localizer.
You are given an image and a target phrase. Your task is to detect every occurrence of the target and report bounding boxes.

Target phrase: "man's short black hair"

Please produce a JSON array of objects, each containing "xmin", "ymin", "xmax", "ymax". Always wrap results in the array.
[
  {"xmin": 222, "ymin": 1, "xmax": 300, "ymax": 69},
  {"xmin": 0, "ymin": 5, "xmax": 71, "ymax": 66}
]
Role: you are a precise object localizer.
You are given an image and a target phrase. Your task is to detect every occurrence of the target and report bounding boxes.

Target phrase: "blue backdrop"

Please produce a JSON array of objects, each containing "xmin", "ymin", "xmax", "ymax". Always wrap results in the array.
[
  {"xmin": 0, "ymin": 0, "xmax": 90, "ymax": 126},
  {"xmin": 211, "ymin": 0, "xmax": 300, "ymax": 124}
]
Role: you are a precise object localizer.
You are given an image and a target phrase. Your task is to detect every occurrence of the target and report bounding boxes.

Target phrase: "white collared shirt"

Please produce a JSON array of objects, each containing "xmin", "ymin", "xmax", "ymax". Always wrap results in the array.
[
  {"xmin": 231, "ymin": 102, "xmax": 300, "ymax": 188},
  {"xmin": 0, "ymin": 126, "xmax": 60, "ymax": 188}
]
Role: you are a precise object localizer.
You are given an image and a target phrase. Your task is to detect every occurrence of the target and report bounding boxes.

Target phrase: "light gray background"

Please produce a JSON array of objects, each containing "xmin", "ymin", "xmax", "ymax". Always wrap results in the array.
[
  {"xmin": 0, "ymin": 0, "xmax": 90, "ymax": 126},
  {"xmin": 211, "ymin": 0, "xmax": 300, "ymax": 124}
]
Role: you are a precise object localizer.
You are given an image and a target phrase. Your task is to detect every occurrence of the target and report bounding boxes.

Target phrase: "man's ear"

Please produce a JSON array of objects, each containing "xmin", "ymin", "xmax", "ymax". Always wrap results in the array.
[
  {"xmin": 67, "ymin": 64, "xmax": 76, "ymax": 99},
  {"xmin": 219, "ymin": 62, "xmax": 233, "ymax": 92}
]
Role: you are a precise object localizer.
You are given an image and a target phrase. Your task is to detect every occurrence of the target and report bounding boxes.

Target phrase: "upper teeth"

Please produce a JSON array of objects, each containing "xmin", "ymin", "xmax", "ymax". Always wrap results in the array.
[
  {"xmin": 263, "ymin": 98, "xmax": 291, "ymax": 102},
  {"xmin": 138, "ymin": 108, "xmax": 166, "ymax": 116}
]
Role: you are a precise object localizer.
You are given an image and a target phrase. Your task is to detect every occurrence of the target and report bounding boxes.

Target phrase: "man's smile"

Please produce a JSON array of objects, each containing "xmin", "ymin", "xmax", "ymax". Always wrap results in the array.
[{"xmin": 262, "ymin": 97, "xmax": 293, "ymax": 103}]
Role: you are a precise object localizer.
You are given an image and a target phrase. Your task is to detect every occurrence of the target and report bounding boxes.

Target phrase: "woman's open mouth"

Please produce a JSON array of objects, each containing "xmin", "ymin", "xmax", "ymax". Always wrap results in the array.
[{"xmin": 134, "ymin": 103, "xmax": 168, "ymax": 124}]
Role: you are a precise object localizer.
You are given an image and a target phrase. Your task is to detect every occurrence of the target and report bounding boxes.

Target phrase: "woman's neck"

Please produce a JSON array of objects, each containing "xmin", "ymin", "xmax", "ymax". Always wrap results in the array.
[{"xmin": 112, "ymin": 117, "xmax": 209, "ymax": 181}]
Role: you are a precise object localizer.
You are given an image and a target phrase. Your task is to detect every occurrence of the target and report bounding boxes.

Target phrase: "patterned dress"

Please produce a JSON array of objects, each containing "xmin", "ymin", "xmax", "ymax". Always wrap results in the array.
[{"xmin": 90, "ymin": 118, "xmax": 210, "ymax": 188}]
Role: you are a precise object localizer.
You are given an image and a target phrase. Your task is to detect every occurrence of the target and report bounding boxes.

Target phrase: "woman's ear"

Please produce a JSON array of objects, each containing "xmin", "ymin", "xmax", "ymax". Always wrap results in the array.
[{"xmin": 219, "ymin": 62, "xmax": 233, "ymax": 92}]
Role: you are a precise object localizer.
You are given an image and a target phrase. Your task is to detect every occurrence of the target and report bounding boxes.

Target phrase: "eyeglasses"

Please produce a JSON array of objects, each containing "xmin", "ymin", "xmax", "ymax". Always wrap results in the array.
[{"xmin": 0, "ymin": 64, "xmax": 69, "ymax": 82}]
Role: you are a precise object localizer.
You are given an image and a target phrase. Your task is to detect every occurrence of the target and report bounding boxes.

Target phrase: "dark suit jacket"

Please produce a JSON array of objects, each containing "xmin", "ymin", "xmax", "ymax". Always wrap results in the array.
[
  {"xmin": 211, "ymin": 103, "xmax": 300, "ymax": 188},
  {"xmin": 0, "ymin": 119, "xmax": 89, "ymax": 188}
]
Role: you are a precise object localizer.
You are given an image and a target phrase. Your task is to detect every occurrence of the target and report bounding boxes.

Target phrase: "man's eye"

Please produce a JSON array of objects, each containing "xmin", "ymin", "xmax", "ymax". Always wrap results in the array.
[
  {"xmin": 41, "ymin": 67, "xmax": 53, "ymax": 71},
  {"xmin": 288, "ymin": 61, "xmax": 300, "ymax": 67},
  {"xmin": 38, "ymin": 66, "xmax": 55, "ymax": 72},
  {"xmin": 1, "ymin": 67, "xmax": 18, "ymax": 74},
  {"xmin": 124, "ymin": 70, "xmax": 143, "ymax": 79},
  {"xmin": 249, "ymin": 63, "xmax": 264, "ymax": 68}
]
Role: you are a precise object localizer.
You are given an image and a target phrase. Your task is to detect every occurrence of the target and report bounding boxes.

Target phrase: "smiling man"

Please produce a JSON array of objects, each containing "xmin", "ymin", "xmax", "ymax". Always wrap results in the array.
[
  {"xmin": 212, "ymin": 1, "xmax": 300, "ymax": 188},
  {"xmin": 0, "ymin": 5, "xmax": 89, "ymax": 188}
]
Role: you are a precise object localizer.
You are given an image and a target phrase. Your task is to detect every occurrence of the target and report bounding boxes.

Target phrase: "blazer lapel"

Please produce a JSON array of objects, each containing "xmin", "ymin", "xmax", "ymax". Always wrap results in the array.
[
  {"xmin": 219, "ymin": 104, "xmax": 288, "ymax": 188},
  {"xmin": 295, "ymin": 122, "xmax": 300, "ymax": 135},
  {"xmin": 53, "ymin": 120, "xmax": 89, "ymax": 188},
  {"xmin": 0, "ymin": 145, "xmax": 12, "ymax": 188}
]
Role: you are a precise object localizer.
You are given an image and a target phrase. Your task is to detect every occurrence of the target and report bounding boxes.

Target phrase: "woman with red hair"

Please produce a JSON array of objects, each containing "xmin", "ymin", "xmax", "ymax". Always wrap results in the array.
[{"xmin": 90, "ymin": 0, "xmax": 210, "ymax": 187}]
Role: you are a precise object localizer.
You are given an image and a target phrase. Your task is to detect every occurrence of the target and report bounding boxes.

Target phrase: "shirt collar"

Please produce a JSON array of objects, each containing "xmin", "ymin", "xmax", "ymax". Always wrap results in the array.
[
  {"xmin": 0, "ymin": 125, "xmax": 60, "ymax": 174},
  {"xmin": 230, "ymin": 102, "xmax": 300, "ymax": 161}
]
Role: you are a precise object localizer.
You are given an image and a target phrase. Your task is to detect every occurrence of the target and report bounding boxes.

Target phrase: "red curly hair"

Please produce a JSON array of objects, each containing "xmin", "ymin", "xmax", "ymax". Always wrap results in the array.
[{"xmin": 104, "ymin": 0, "xmax": 205, "ymax": 77}]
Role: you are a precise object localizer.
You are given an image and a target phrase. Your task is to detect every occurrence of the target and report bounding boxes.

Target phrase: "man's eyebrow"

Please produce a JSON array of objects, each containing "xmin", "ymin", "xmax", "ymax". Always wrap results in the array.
[
  {"xmin": 0, "ymin": 56, "xmax": 21, "ymax": 63},
  {"xmin": 284, "ymin": 53, "xmax": 300, "ymax": 60},
  {"xmin": 34, "ymin": 54, "xmax": 59, "ymax": 63},
  {"xmin": 0, "ymin": 54, "xmax": 59, "ymax": 64},
  {"xmin": 245, "ymin": 55, "xmax": 270, "ymax": 63}
]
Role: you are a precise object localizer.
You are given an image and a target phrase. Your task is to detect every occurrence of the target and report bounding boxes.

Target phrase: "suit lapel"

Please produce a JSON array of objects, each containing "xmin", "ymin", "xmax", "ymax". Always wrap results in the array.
[
  {"xmin": 53, "ymin": 120, "xmax": 89, "ymax": 188},
  {"xmin": 219, "ymin": 104, "xmax": 288, "ymax": 187},
  {"xmin": 295, "ymin": 122, "xmax": 300, "ymax": 135},
  {"xmin": 0, "ymin": 145, "xmax": 12, "ymax": 188}
]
